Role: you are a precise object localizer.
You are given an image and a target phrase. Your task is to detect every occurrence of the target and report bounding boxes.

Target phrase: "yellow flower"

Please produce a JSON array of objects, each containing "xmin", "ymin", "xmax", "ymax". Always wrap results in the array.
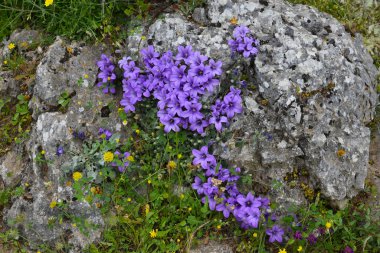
[
  {"xmin": 49, "ymin": 200, "xmax": 57, "ymax": 209},
  {"xmin": 84, "ymin": 74, "xmax": 89, "ymax": 79},
  {"xmin": 177, "ymin": 238, "xmax": 181, "ymax": 242},
  {"xmin": 127, "ymin": 155, "xmax": 134, "ymax": 162},
  {"xmin": 127, "ymin": 197, "xmax": 132, "ymax": 202},
  {"xmin": 230, "ymin": 17, "xmax": 238, "ymax": 25},
  {"xmin": 115, "ymin": 138, "xmax": 120, "ymax": 143},
  {"xmin": 177, "ymin": 154, "xmax": 182, "ymax": 159},
  {"xmin": 103, "ymin": 152, "xmax": 114, "ymax": 162},
  {"xmin": 107, "ymin": 77, "xmax": 111, "ymax": 81},
  {"xmin": 325, "ymin": 221, "xmax": 332, "ymax": 229},
  {"xmin": 147, "ymin": 179, "xmax": 151, "ymax": 184},
  {"xmin": 337, "ymin": 149, "xmax": 346, "ymax": 157},
  {"xmin": 135, "ymin": 129, "xmax": 140, "ymax": 134},
  {"xmin": 180, "ymin": 194, "xmax": 185, "ymax": 199},
  {"xmin": 297, "ymin": 246, "xmax": 303, "ymax": 252},
  {"xmin": 145, "ymin": 204, "xmax": 150, "ymax": 215},
  {"xmin": 20, "ymin": 41, "xmax": 28, "ymax": 48},
  {"xmin": 72, "ymin": 172, "xmax": 83, "ymax": 181},
  {"xmin": 278, "ymin": 249, "xmax": 287, "ymax": 253},
  {"xmin": 3, "ymin": 60, "xmax": 7, "ymax": 64},
  {"xmin": 253, "ymin": 232, "xmax": 258, "ymax": 238},
  {"xmin": 72, "ymin": 223, "xmax": 77, "ymax": 227},
  {"xmin": 167, "ymin": 160, "xmax": 177, "ymax": 171},
  {"xmin": 122, "ymin": 120, "xmax": 128, "ymax": 125},
  {"xmin": 150, "ymin": 229, "xmax": 158, "ymax": 238},
  {"xmin": 8, "ymin": 43, "xmax": 15, "ymax": 50},
  {"xmin": 44, "ymin": 0, "xmax": 53, "ymax": 7},
  {"xmin": 90, "ymin": 187, "xmax": 96, "ymax": 194},
  {"xmin": 41, "ymin": 150, "xmax": 46, "ymax": 155},
  {"xmin": 188, "ymin": 207, "xmax": 192, "ymax": 211},
  {"xmin": 216, "ymin": 225, "xmax": 221, "ymax": 230}
]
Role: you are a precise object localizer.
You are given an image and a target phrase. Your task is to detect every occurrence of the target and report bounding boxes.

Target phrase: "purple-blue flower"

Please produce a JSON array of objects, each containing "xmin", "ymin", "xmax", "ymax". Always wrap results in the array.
[{"xmin": 266, "ymin": 225, "xmax": 284, "ymax": 243}]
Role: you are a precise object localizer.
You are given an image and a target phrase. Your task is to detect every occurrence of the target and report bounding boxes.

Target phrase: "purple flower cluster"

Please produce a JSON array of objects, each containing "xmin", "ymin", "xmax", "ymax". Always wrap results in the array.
[
  {"xmin": 98, "ymin": 45, "xmax": 243, "ymax": 134},
  {"xmin": 228, "ymin": 26, "xmax": 259, "ymax": 58},
  {"xmin": 191, "ymin": 146, "xmax": 272, "ymax": 230},
  {"xmin": 97, "ymin": 54, "xmax": 116, "ymax": 94},
  {"xmin": 110, "ymin": 151, "xmax": 130, "ymax": 172},
  {"xmin": 98, "ymin": 128, "xmax": 112, "ymax": 140}
]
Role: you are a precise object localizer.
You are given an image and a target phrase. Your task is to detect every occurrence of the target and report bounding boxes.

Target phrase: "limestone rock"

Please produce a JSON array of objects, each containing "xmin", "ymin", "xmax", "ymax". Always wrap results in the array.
[{"xmin": 0, "ymin": 151, "xmax": 26, "ymax": 188}]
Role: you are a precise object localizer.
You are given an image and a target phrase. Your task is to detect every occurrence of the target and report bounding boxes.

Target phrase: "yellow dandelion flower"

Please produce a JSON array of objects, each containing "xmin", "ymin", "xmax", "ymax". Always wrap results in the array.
[
  {"xmin": 278, "ymin": 249, "xmax": 287, "ymax": 253},
  {"xmin": 84, "ymin": 74, "xmax": 89, "ymax": 79},
  {"xmin": 90, "ymin": 187, "xmax": 96, "ymax": 194},
  {"xmin": 135, "ymin": 129, "xmax": 140, "ymax": 134},
  {"xmin": 216, "ymin": 225, "xmax": 221, "ymax": 230},
  {"xmin": 20, "ymin": 41, "xmax": 28, "ymax": 48},
  {"xmin": 72, "ymin": 172, "xmax": 83, "ymax": 181},
  {"xmin": 127, "ymin": 155, "xmax": 134, "ymax": 162},
  {"xmin": 230, "ymin": 17, "xmax": 238, "ymax": 25},
  {"xmin": 45, "ymin": 0, "xmax": 53, "ymax": 7},
  {"xmin": 253, "ymin": 232, "xmax": 258, "ymax": 238},
  {"xmin": 325, "ymin": 221, "xmax": 332, "ymax": 229},
  {"xmin": 49, "ymin": 200, "xmax": 57, "ymax": 209},
  {"xmin": 3, "ymin": 60, "xmax": 8, "ymax": 64},
  {"xmin": 103, "ymin": 152, "xmax": 114, "ymax": 162},
  {"xmin": 297, "ymin": 246, "xmax": 303, "ymax": 252},
  {"xmin": 150, "ymin": 229, "xmax": 158, "ymax": 238},
  {"xmin": 41, "ymin": 150, "xmax": 46, "ymax": 155},
  {"xmin": 127, "ymin": 197, "xmax": 132, "ymax": 202},
  {"xmin": 8, "ymin": 43, "xmax": 15, "ymax": 50},
  {"xmin": 167, "ymin": 160, "xmax": 177, "ymax": 171},
  {"xmin": 337, "ymin": 149, "xmax": 346, "ymax": 157}
]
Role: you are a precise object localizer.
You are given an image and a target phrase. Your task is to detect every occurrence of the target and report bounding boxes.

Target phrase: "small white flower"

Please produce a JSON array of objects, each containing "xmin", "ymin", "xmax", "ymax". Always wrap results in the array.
[{"xmin": 78, "ymin": 107, "xmax": 84, "ymax": 112}]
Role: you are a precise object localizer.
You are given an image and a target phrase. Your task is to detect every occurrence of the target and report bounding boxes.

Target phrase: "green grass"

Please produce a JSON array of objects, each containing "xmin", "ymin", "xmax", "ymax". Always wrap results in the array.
[{"xmin": 0, "ymin": 0, "xmax": 150, "ymax": 42}]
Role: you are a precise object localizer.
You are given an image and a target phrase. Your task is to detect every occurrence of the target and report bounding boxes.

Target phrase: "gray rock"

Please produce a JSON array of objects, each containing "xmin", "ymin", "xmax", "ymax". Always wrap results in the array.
[
  {"xmin": 4, "ymin": 36, "xmax": 120, "ymax": 250},
  {"xmin": 30, "ymin": 37, "xmax": 104, "ymax": 117},
  {"xmin": 0, "ymin": 151, "xmax": 26, "ymax": 188},
  {"xmin": 192, "ymin": 8, "xmax": 209, "ymax": 25},
  {"xmin": 190, "ymin": 240, "xmax": 233, "ymax": 253},
  {"xmin": 128, "ymin": 0, "xmax": 378, "ymax": 204}
]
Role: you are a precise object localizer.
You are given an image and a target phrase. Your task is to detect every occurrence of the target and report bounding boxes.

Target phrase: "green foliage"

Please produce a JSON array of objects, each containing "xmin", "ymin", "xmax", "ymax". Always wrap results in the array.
[
  {"xmin": 0, "ymin": 0, "xmax": 155, "ymax": 42},
  {"xmin": 58, "ymin": 91, "xmax": 71, "ymax": 109},
  {"xmin": 0, "ymin": 94, "xmax": 31, "ymax": 156}
]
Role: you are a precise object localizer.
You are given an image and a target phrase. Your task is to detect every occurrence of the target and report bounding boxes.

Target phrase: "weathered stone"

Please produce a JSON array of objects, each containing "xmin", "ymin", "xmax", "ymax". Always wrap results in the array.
[
  {"xmin": 0, "ymin": 151, "xmax": 26, "ymax": 188},
  {"xmin": 192, "ymin": 8, "xmax": 209, "ymax": 25},
  {"xmin": 127, "ymin": 0, "xmax": 379, "ymax": 204},
  {"xmin": 190, "ymin": 240, "xmax": 234, "ymax": 253}
]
